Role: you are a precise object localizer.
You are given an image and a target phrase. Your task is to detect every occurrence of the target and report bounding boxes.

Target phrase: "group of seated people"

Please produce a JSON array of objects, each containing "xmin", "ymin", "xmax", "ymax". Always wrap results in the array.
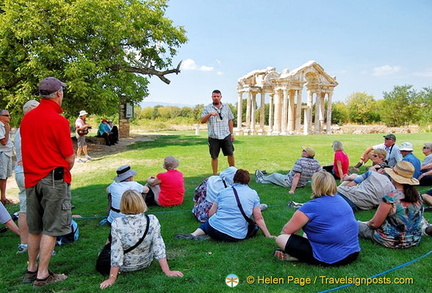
[{"xmin": 97, "ymin": 119, "xmax": 119, "ymax": 146}]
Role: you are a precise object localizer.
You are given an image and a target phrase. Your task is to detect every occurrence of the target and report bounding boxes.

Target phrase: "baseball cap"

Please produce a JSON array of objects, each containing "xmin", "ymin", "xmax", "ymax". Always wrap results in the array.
[
  {"xmin": 39, "ymin": 77, "xmax": 66, "ymax": 95},
  {"xmin": 383, "ymin": 134, "xmax": 396, "ymax": 141}
]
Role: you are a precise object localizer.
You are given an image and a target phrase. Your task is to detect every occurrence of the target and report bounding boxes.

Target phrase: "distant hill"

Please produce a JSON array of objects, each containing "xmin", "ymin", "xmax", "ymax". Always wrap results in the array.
[{"xmin": 139, "ymin": 101, "xmax": 196, "ymax": 108}]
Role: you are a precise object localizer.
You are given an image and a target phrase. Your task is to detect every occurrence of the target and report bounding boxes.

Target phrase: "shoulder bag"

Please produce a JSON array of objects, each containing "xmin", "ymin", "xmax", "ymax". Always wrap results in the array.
[
  {"xmin": 96, "ymin": 214, "xmax": 150, "ymax": 276},
  {"xmin": 232, "ymin": 187, "xmax": 259, "ymax": 239}
]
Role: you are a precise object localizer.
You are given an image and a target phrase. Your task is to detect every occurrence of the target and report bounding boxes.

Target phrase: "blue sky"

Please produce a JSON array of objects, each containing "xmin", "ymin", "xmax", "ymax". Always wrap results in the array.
[{"xmin": 144, "ymin": 0, "xmax": 432, "ymax": 107}]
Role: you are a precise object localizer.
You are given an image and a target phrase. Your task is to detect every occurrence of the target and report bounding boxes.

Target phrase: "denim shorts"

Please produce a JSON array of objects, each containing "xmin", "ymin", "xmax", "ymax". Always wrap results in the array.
[{"xmin": 26, "ymin": 173, "xmax": 72, "ymax": 236}]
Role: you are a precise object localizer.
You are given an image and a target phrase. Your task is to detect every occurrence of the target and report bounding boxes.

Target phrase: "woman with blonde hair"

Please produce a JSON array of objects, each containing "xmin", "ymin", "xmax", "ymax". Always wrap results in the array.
[
  {"xmin": 100, "ymin": 190, "xmax": 183, "ymax": 289},
  {"xmin": 274, "ymin": 171, "xmax": 360, "ymax": 265},
  {"xmin": 359, "ymin": 161, "xmax": 423, "ymax": 248}
]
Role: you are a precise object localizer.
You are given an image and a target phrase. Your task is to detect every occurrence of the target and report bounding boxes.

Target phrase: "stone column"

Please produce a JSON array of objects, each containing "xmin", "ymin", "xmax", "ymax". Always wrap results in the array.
[
  {"xmin": 258, "ymin": 90, "xmax": 266, "ymax": 135},
  {"xmin": 251, "ymin": 91, "xmax": 257, "ymax": 135},
  {"xmin": 245, "ymin": 90, "xmax": 252, "ymax": 135},
  {"xmin": 318, "ymin": 92, "xmax": 325, "ymax": 133},
  {"xmin": 304, "ymin": 90, "xmax": 313, "ymax": 135},
  {"xmin": 273, "ymin": 89, "xmax": 282, "ymax": 135},
  {"xmin": 314, "ymin": 92, "xmax": 321, "ymax": 133},
  {"xmin": 236, "ymin": 91, "xmax": 243, "ymax": 135},
  {"xmin": 268, "ymin": 94, "xmax": 274, "ymax": 135},
  {"xmin": 288, "ymin": 90, "xmax": 295, "ymax": 132},
  {"xmin": 281, "ymin": 89, "xmax": 288, "ymax": 135},
  {"xmin": 326, "ymin": 92, "xmax": 333, "ymax": 134},
  {"xmin": 295, "ymin": 89, "xmax": 302, "ymax": 132}
]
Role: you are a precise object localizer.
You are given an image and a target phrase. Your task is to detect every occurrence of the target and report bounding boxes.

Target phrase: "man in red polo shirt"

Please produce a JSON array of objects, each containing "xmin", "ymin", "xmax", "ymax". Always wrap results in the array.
[{"xmin": 20, "ymin": 77, "xmax": 75, "ymax": 289}]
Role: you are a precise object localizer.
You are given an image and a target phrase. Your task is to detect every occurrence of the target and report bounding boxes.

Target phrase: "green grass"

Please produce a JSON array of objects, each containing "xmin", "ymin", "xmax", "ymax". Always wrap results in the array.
[{"xmin": 2, "ymin": 131, "xmax": 432, "ymax": 292}]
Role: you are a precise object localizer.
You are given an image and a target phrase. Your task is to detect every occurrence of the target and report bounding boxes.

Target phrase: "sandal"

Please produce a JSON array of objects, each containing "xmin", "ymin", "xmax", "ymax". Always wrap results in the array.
[
  {"xmin": 273, "ymin": 249, "xmax": 299, "ymax": 262},
  {"xmin": 32, "ymin": 271, "xmax": 67, "ymax": 289},
  {"xmin": 22, "ymin": 269, "xmax": 37, "ymax": 284},
  {"xmin": 174, "ymin": 233, "xmax": 195, "ymax": 240}
]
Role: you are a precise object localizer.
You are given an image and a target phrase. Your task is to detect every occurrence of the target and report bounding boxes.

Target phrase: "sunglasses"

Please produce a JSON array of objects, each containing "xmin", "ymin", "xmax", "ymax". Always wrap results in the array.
[
  {"xmin": 423, "ymin": 147, "xmax": 430, "ymax": 149},
  {"xmin": 0, "ymin": 114, "xmax": 10, "ymax": 117}
]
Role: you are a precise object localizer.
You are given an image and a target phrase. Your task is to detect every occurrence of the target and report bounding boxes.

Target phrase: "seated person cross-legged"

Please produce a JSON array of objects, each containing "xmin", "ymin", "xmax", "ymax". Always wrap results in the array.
[{"xmin": 274, "ymin": 171, "xmax": 360, "ymax": 266}]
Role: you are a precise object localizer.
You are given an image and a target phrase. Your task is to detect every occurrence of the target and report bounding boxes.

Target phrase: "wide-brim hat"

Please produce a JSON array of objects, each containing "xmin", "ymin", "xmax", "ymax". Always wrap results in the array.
[
  {"xmin": 79, "ymin": 110, "xmax": 88, "ymax": 117},
  {"xmin": 23, "ymin": 100, "xmax": 40, "ymax": 114},
  {"xmin": 384, "ymin": 161, "xmax": 419, "ymax": 185},
  {"xmin": 114, "ymin": 165, "xmax": 137, "ymax": 182},
  {"xmin": 163, "ymin": 156, "xmax": 179, "ymax": 170},
  {"xmin": 302, "ymin": 146, "xmax": 315, "ymax": 157},
  {"xmin": 400, "ymin": 142, "xmax": 413, "ymax": 151}
]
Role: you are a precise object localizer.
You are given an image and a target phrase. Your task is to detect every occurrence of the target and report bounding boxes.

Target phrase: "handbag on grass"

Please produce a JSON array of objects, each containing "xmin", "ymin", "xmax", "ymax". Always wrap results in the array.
[
  {"xmin": 96, "ymin": 214, "xmax": 150, "ymax": 276},
  {"xmin": 232, "ymin": 187, "xmax": 259, "ymax": 238}
]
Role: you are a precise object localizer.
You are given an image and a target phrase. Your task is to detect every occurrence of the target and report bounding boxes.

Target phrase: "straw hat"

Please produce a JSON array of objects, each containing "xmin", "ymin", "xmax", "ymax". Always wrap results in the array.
[
  {"xmin": 302, "ymin": 146, "xmax": 315, "ymax": 157},
  {"xmin": 384, "ymin": 161, "xmax": 419, "ymax": 185}
]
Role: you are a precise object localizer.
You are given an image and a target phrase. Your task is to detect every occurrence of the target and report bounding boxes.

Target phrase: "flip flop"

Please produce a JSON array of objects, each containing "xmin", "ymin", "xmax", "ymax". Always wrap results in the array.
[{"xmin": 1, "ymin": 199, "xmax": 12, "ymax": 205}]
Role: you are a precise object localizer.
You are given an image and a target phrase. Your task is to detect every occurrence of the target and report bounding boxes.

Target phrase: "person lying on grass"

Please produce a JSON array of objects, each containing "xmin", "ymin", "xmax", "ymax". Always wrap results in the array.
[
  {"xmin": 100, "ymin": 190, "xmax": 183, "ymax": 289},
  {"xmin": 176, "ymin": 169, "xmax": 274, "ymax": 242}
]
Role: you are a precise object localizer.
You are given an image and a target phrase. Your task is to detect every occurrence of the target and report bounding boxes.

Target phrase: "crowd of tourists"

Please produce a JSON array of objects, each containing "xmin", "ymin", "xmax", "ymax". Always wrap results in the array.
[{"xmin": 1, "ymin": 83, "xmax": 431, "ymax": 290}]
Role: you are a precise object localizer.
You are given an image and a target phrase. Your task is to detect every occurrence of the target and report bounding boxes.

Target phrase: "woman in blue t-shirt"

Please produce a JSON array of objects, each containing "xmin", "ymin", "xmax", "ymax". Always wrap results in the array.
[{"xmin": 275, "ymin": 171, "xmax": 360, "ymax": 266}]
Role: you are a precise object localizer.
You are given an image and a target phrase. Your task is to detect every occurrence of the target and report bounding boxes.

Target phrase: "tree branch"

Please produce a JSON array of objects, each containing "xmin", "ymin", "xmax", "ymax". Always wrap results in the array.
[{"xmin": 109, "ymin": 61, "xmax": 182, "ymax": 84}]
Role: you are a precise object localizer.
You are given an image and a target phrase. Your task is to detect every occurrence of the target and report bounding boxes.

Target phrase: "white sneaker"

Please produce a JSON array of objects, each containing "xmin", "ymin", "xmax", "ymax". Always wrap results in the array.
[
  {"xmin": 85, "ymin": 155, "xmax": 93, "ymax": 161},
  {"xmin": 77, "ymin": 158, "xmax": 86, "ymax": 163},
  {"xmin": 255, "ymin": 170, "xmax": 264, "ymax": 183},
  {"xmin": 17, "ymin": 243, "xmax": 28, "ymax": 253},
  {"xmin": 260, "ymin": 203, "xmax": 268, "ymax": 211}
]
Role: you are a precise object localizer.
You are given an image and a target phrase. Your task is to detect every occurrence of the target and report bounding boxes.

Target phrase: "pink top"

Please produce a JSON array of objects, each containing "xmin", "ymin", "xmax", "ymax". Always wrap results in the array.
[
  {"xmin": 333, "ymin": 150, "xmax": 350, "ymax": 178},
  {"xmin": 156, "ymin": 169, "xmax": 185, "ymax": 207}
]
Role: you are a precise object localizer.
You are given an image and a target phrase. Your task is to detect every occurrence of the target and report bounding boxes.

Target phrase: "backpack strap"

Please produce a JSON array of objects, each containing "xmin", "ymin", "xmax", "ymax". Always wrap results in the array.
[{"xmin": 124, "ymin": 214, "xmax": 150, "ymax": 253}]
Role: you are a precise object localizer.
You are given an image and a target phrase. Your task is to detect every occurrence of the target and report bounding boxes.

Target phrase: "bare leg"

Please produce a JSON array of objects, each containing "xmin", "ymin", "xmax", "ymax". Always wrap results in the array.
[
  {"xmin": 27, "ymin": 233, "xmax": 41, "ymax": 273},
  {"xmin": 211, "ymin": 158, "xmax": 218, "ymax": 175},
  {"xmin": 76, "ymin": 147, "xmax": 82, "ymax": 158},
  {"xmin": 227, "ymin": 155, "xmax": 235, "ymax": 167},
  {"xmin": 191, "ymin": 228, "xmax": 206, "ymax": 237},
  {"xmin": 0, "ymin": 179, "xmax": 7, "ymax": 202},
  {"xmin": 422, "ymin": 193, "xmax": 432, "ymax": 206},
  {"xmin": 35, "ymin": 234, "xmax": 57, "ymax": 279},
  {"xmin": 4, "ymin": 219, "xmax": 20, "ymax": 235},
  {"xmin": 18, "ymin": 212, "xmax": 28, "ymax": 244},
  {"xmin": 82, "ymin": 145, "xmax": 88, "ymax": 156}
]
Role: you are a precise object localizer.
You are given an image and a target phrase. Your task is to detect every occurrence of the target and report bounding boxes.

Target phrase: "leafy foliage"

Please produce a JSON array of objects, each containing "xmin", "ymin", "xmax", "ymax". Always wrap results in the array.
[{"xmin": 0, "ymin": 0, "xmax": 187, "ymax": 118}]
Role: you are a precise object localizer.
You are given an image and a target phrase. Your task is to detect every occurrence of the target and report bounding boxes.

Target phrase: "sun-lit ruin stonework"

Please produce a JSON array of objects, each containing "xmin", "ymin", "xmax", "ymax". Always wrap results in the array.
[{"xmin": 236, "ymin": 61, "xmax": 338, "ymax": 135}]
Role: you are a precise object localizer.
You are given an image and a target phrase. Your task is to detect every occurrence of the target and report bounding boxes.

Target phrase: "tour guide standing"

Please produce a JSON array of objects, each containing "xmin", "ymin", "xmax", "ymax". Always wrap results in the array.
[
  {"xmin": 20, "ymin": 77, "xmax": 75, "ymax": 289},
  {"xmin": 201, "ymin": 90, "xmax": 235, "ymax": 175}
]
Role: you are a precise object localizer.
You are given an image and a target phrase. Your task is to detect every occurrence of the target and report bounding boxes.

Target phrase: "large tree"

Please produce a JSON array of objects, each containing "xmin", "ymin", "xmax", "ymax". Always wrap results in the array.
[
  {"xmin": 345, "ymin": 92, "xmax": 380, "ymax": 124},
  {"xmin": 380, "ymin": 85, "xmax": 419, "ymax": 127},
  {"xmin": 0, "ymin": 0, "xmax": 187, "ymax": 118}
]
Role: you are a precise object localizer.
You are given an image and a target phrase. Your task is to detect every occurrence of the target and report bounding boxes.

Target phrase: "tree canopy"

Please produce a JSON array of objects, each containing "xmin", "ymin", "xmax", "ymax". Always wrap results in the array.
[{"xmin": 0, "ymin": 0, "xmax": 187, "ymax": 118}]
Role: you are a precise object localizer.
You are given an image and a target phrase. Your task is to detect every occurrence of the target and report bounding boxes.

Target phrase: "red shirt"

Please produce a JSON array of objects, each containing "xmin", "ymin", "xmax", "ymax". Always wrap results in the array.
[
  {"xmin": 156, "ymin": 169, "xmax": 185, "ymax": 207},
  {"xmin": 333, "ymin": 150, "xmax": 350, "ymax": 178},
  {"xmin": 21, "ymin": 99, "xmax": 75, "ymax": 187}
]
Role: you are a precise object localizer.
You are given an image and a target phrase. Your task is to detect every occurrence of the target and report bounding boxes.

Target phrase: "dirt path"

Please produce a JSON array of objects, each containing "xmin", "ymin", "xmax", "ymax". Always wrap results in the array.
[{"xmin": 5, "ymin": 134, "xmax": 153, "ymax": 205}]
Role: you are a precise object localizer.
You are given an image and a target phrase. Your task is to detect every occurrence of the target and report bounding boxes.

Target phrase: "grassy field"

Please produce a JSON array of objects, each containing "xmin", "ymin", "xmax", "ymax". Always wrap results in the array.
[{"xmin": 1, "ymin": 131, "xmax": 432, "ymax": 292}]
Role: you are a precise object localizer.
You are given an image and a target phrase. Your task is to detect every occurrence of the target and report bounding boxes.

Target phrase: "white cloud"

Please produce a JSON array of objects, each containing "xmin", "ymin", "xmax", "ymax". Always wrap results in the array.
[
  {"xmin": 372, "ymin": 65, "xmax": 401, "ymax": 76},
  {"xmin": 412, "ymin": 69, "xmax": 432, "ymax": 77},
  {"xmin": 180, "ymin": 58, "xmax": 214, "ymax": 72}
]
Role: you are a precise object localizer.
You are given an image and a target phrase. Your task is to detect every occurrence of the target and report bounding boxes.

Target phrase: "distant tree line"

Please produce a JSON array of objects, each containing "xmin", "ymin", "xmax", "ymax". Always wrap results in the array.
[{"xmin": 134, "ymin": 85, "xmax": 432, "ymax": 127}]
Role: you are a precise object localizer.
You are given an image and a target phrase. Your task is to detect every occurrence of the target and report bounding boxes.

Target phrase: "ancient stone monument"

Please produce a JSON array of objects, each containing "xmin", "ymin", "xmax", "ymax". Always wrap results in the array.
[{"xmin": 236, "ymin": 61, "xmax": 338, "ymax": 135}]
